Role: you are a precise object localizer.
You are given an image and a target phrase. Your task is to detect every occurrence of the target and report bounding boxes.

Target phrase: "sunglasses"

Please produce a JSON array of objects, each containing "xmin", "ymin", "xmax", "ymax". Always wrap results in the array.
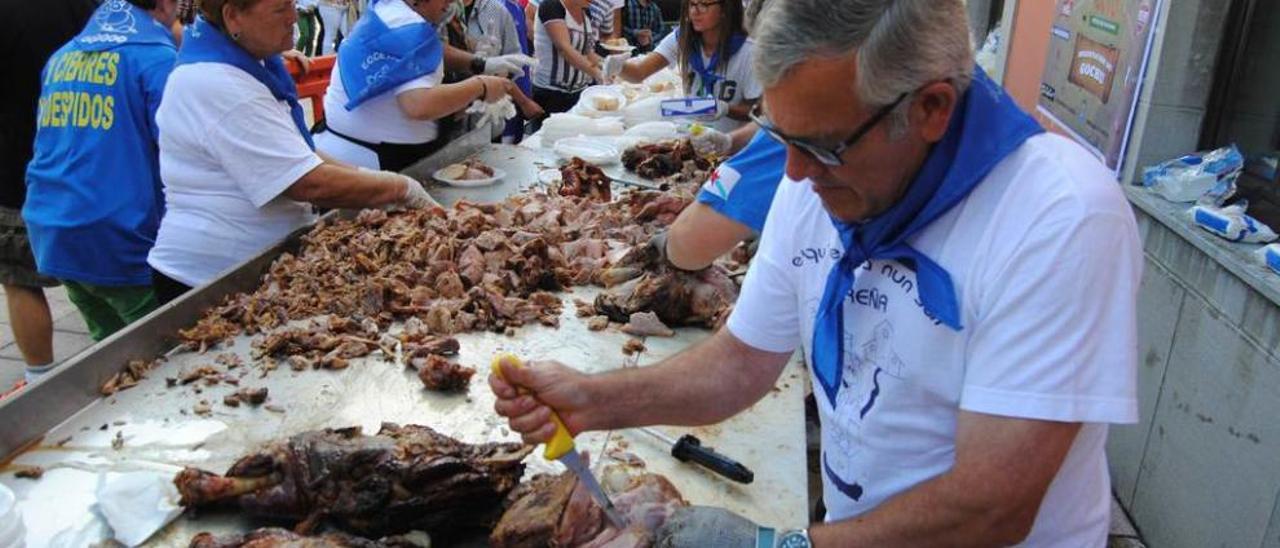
[
  {"xmin": 749, "ymin": 91, "xmax": 911, "ymax": 167},
  {"xmin": 688, "ymin": 1, "xmax": 723, "ymax": 13}
]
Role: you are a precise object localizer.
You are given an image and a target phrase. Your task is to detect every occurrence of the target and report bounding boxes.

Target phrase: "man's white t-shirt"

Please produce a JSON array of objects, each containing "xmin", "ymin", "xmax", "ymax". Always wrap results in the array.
[
  {"xmin": 728, "ymin": 133, "xmax": 1141, "ymax": 547},
  {"xmin": 653, "ymin": 31, "xmax": 760, "ymax": 132},
  {"xmin": 149, "ymin": 63, "xmax": 322, "ymax": 287},
  {"xmin": 319, "ymin": 0, "xmax": 444, "ymax": 169}
]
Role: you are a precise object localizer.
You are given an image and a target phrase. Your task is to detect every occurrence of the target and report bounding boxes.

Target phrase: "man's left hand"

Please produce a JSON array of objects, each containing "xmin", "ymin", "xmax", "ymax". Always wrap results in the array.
[{"xmin": 654, "ymin": 505, "xmax": 768, "ymax": 548}]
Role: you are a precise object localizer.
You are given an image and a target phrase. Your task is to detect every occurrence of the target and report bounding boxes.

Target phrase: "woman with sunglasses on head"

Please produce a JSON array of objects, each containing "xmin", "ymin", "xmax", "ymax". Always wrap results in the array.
[{"xmin": 601, "ymin": 0, "xmax": 758, "ymax": 132}]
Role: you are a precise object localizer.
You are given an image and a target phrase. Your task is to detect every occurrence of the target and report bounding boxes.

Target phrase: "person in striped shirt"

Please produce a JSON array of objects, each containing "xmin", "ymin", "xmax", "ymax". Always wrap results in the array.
[{"xmin": 532, "ymin": 0, "xmax": 604, "ymax": 114}]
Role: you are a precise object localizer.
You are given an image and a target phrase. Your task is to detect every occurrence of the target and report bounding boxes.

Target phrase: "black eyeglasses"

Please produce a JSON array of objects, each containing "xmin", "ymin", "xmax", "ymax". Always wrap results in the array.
[
  {"xmin": 688, "ymin": 1, "xmax": 723, "ymax": 13},
  {"xmin": 749, "ymin": 91, "xmax": 910, "ymax": 167}
]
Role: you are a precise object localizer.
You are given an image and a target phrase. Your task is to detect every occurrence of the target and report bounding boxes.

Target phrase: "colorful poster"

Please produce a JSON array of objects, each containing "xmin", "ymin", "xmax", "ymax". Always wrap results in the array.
[{"xmin": 1038, "ymin": 0, "xmax": 1160, "ymax": 173}]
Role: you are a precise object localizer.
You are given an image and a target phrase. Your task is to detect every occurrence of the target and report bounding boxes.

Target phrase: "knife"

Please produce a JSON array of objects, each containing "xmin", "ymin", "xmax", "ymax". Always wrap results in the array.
[
  {"xmin": 490, "ymin": 354, "xmax": 630, "ymax": 530},
  {"xmin": 637, "ymin": 427, "xmax": 755, "ymax": 484},
  {"xmin": 610, "ymin": 174, "xmax": 670, "ymax": 192}
]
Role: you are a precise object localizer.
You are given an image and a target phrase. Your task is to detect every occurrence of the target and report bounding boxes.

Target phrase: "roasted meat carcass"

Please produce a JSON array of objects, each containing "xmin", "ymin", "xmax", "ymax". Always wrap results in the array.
[
  {"xmin": 491, "ymin": 466, "xmax": 688, "ymax": 548},
  {"xmin": 175, "ymin": 424, "xmax": 533, "ymax": 539},
  {"xmin": 559, "ymin": 157, "xmax": 612, "ymax": 202},
  {"xmin": 189, "ymin": 528, "xmax": 431, "ymax": 548}
]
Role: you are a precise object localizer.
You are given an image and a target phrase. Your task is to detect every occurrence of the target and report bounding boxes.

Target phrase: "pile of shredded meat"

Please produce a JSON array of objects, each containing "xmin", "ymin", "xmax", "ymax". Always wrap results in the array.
[{"xmin": 176, "ymin": 188, "xmax": 733, "ymax": 354}]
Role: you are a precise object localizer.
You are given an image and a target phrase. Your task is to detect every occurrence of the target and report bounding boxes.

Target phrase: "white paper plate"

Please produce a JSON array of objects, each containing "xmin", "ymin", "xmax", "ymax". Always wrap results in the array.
[
  {"xmin": 537, "ymin": 168, "xmax": 563, "ymax": 186},
  {"xmin": 432, "ymin": 166, "xmax": 506, "ymax": 187},
  {"xmin": 553, "ymin": 137, "xmax": 620, "ymax": 165}
]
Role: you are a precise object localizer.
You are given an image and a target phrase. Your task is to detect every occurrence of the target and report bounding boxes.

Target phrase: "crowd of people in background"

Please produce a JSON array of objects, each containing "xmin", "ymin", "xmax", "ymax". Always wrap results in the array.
[{"xmin": 0, "ymin": 0, "xmax": 763, "ymax": 393}]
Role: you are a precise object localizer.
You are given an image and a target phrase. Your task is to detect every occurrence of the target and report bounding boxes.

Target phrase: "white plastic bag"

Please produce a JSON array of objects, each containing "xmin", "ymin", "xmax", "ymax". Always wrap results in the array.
[
  {"xmin": 1256, "ymin": 243, "xmax": 1280, "ymax": 275},
  {"xmin": 1142, "ymin": 145, "xmax": 1244, "ymax": 203},
  {"xmin": 1189, "ymin": 203, "xmax": 1278, "ymax": 243}
]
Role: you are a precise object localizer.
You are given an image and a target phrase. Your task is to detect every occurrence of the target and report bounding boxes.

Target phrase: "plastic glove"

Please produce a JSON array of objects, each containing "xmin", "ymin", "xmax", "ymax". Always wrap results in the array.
[
  {"xmin": 466, "ymin": 96, "xmax": 518, "ymax": 128},
  {"xmin": 654, "ymin": 506, "xmax": 774, "ymax": 548},
  {"xmin": 603, "ymin": 53, "xmax": 630, "ymax": 81},
  {"xmin": 484, "ymin": 54, "xmax": 538, "ymax": 77},
  {"xmin": 714, "ymin": 99, "xmax": 730, "ymax": 120},
  {"xmin": 398, "ymin": 175, "xmax": 440, "ymax": 209},
  {"xmin": 615, "ymin": 230, "xmax": 666, "ymax": 269},
  {"xmin": 690, "ymin": 126, "xmax": 733, "ymax": 156}
]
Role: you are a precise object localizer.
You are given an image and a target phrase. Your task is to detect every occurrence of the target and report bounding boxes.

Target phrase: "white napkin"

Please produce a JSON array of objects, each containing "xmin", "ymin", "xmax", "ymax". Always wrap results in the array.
[{"xmin": 94, "ymin": 471, "xmax": 183, "ymax": 547}]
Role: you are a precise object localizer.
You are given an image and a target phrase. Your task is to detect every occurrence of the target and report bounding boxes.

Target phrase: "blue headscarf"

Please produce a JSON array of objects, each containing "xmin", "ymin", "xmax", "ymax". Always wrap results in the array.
[
  {"xmin": 176, "ymin": 17, "xmax": 314, "ymax": 149},
  {"xmin": 809, "ymin": 68, "xmax": 1043, "ymax": 407},
  {"xmin": 337, "ymin": 0, "xmax": 444, "ymax": 110}
]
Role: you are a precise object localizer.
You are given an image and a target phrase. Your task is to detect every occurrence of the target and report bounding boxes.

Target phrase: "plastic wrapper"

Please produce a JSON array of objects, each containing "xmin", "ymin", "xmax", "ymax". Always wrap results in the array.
[
  {"xmin": 1256, "ymin": 244, "xmax": 1280, "ymax": 275},
  {"xmin": 1189, "ymin": 203, "xmax": 1278, "ymax": 243},
  {"xmin": 1142, "ymin": 145, "xmax": 1244, "ymax": 203}
]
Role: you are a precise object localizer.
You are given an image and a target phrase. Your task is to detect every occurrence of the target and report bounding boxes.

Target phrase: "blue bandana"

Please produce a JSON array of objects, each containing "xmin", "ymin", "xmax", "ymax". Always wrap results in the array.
[
  {"xmin": 176, "ymin": 17, "xmax": 314, "ymax": 149},
  {"xmin": 674, "ymin": 27, "xmax": 746, "ymax": 97},
  {"xmin": 337, "ymin": 0, "xmax": 444, "ymax": 110},
  {"xmin": 810, "ymin": 68, "xmax": 1043, "ymax": 407},
  {"xmin": 75, "ymin": 0, "xmax": 176, "ymax": 52}
]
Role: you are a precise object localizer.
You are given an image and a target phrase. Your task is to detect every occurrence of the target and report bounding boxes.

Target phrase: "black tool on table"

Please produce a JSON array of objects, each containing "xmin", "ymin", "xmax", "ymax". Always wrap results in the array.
[{"xmin": 637, "ymin": 427, "xmax": 755, "ymax": 484}]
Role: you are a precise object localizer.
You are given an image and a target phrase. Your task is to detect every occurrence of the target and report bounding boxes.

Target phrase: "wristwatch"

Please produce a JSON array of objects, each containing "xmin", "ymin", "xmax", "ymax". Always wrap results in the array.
[
  {"xmin": 775, "ymin": 528, "xmax": 812, "ymax": 548},
  {"xmin": 469, "ymin": 55, "xmax": 487, "ymax": 75}
]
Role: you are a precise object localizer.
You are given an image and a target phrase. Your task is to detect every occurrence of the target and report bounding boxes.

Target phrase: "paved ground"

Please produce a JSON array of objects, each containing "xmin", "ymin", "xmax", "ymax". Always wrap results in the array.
[
  {"xmin": 0, "ymin": 285, "xmax": 94, "ymax": 389},
  {"xmin": 0, "ymin": 288, "xmax": 1148, "ymax": 546}
]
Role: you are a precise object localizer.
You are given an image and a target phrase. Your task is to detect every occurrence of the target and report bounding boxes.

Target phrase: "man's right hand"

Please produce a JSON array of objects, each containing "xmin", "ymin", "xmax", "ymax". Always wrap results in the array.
[{"xmin": 490, "ymin": 358, "xmax": 595, "ymax": 445}]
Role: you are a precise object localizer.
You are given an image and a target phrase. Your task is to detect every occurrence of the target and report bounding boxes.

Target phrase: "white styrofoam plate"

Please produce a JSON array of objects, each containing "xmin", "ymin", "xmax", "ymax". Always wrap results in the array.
[
  {"xmin": 553, "ymin": 137, "xmax": 620, "ymax": 165},
  {"xmin": 537, "ymin": 168, "xmax": 563, "ymax": 186},
  {"xmin": 600, "ymin": 42, "xmax": 636, "ymax": 54},
  {"xmin": 432, "ymin": 166, "xmax": 506, "ymax": 187}
]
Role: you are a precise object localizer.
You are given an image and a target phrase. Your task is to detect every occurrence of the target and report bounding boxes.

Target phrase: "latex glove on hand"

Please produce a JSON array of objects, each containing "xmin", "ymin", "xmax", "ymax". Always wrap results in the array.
[
  {"xmin": 654, "ymin": 506, "xmax": 781, "ymax": 548},
  {"xmin": 690, "ymin": 126, "xmax": 733, "ymax": 157},
  {"xmin": 614, "ymin": 230, "xmax": 667, "ymax": 269},
  {"xmin": 603, "ymin": 53, "xmax": 630, "ymax": 82},
  {"xmin": 483, "ymin": 54, "xmax": 538, "ymax": 77},
  {"xmin": 398, "ymin": 175, "xmax": 440, "ymax": 209},
  {"xmin": 466, "ymin": 96, "xmax": 518, "ymax": 128}
]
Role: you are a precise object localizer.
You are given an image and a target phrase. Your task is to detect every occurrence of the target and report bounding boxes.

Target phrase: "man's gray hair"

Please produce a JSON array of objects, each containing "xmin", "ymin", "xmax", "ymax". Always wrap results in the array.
[{"xmin": 754, "ymin": 0, "xmax": 975, "ymax": 111}]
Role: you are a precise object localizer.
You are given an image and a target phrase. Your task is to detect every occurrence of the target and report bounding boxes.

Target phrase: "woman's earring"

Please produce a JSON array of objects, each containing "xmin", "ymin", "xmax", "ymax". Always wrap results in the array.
[{"xmin": 231, "ymin": 31, "xmax": 241, "ymax": 40}]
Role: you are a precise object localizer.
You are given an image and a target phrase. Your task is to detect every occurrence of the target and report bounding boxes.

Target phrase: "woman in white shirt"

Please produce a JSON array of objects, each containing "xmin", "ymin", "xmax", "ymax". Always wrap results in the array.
[
  {"xmin": 601, "ymin": 0, "xmax": 759, "ymax": 132},
  {"xmin": 148, "ymin": 0, "xmax": 436, "ymax": 303},
  {"xmin": 315, "ymin": 0, "xmax": 539, "ymax": 171}
]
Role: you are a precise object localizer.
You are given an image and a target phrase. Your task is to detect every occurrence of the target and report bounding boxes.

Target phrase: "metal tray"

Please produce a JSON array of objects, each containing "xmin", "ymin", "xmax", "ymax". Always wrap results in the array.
[{"xmin": 0, "ymin": 128, "xmax": 808, "ymax": 546}]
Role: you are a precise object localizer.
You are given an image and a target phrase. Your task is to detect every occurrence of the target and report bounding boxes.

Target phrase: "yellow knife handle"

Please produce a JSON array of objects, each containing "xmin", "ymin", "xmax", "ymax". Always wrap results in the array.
[{"xmin": 491, "ymin": 354, "xmax": 576, "ymax": 461}]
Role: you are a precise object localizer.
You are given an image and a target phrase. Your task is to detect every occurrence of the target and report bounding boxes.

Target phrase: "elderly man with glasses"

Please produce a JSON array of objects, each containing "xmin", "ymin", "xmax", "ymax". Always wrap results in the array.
[{"xmin": 491, "ymin": 1, "xmax": 1141, "ymax": 546}]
